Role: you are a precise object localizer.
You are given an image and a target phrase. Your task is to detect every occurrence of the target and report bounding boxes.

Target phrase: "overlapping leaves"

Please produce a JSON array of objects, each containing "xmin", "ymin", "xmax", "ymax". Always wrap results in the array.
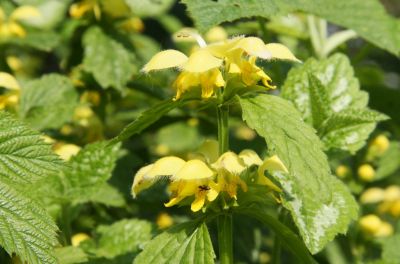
[
  {"xmin": 239, "ymin": 94, "xmax": 358, "ymax": 254},
  {"xmin": 0, "ymin": 111, "xmax": 62, "ymax": 264},
  {"xmin": 282, "ymin": 54, "xmax": 388, "ymax": 153}
]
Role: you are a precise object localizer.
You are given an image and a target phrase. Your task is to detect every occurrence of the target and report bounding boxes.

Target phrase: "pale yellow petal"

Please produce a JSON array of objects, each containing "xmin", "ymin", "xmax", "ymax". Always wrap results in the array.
[
  {"xmin": 205, "ymin": 26, "xmax": 228, "ymax": 42},
  {"xmin": 229, "ymin": 37, "xmax": 271, "ymax": 59},
  {"xmin": 259, "ymin": 155, "xmax": 288, "ymax": 174},
  {"xmin": 214, "ymin": 70, "xmax": 225, "ymax": 87},
  {"xmin": 131, "ymin": 164, "xmax": 154, "ymax": 197},
  {"xmin": 173, "ymin": 160, "xmax": 214, "ymax": 180},
  {"xmin": 0, "ymin": 72, "xmax": 20, "ymax": 90},
  {"xmin": 148, "ymin": 156, "xmax": 186, "ymax": 178},
  {"xmin": 142, "ymin": 50, "xmax": 188, "ymax": 72},
  {"xmin": 164, "ymin": 196, "xmax": 185, "ymax": 207},
  {"xmin": 54, "ymin": 144, "xmax": 81, "ymax": 161},
  {"xmin": 212, "ymin": 152, "xmax": 247, "ymax": 174},
  {"xmin": 9, "ymin": 22, "xmax": 26, "ymax": 37},
  {"xmin": 11, "ymin": 6, "xmax": 41, "ymax": 21},
  {"xmin": 238, "ymin": 149, "xmax": 263, "ymax": 166},
  {"xmin": 191, "ymin": 193, "xmax": 206, "ymax": 212},
  {"xmin": 207, "ymin": 184, "xmax": 220, "ymax": 202},
  {"xmin": 206, "ymin": 36, "xmax": 243, "ymax": 58},
  {"xmin": 182, "ymin": 50, "xmax": 222, "ymax": 73},
  {"xmin": 265, "ymin": 43, "xmax": 300, "ymax": 62}
]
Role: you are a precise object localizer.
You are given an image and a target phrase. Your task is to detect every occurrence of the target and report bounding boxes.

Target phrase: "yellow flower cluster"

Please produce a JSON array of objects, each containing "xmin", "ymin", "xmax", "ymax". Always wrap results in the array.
[
  {"xmin": 132, "ymin": 143, "xmax": 287, "ymax": 212},
  {"xmin": 0, "ymin": 72, "xmax": 20, "ymax": 110},
  {"xmin": 142, "ymin": 33, "xmax": 299, "ymax": 100},
  {"xmin": 0, "ymin": 6, "xmax": 40, "ymax": 38}
]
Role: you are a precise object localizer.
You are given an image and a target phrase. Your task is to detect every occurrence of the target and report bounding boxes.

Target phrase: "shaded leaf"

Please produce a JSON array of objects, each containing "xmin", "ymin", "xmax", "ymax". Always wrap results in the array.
[
  {"xmin": 55, "ymin": 246, "xmax": 88, "ymax": 264},
  {"xmin": 83, "ymin": 26, "xmax": 136, "ymax": 93},
  {"xmin": 19, "ymin": 74, "xmax": 79, "ymax": 130},
  {"xmin": 134, "ymin": 221, "xmax": 215, "ymax": 264}
]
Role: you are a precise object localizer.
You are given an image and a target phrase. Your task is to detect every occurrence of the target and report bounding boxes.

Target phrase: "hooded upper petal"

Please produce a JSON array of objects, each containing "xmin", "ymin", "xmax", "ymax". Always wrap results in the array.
[
  {"xmin": 212, "ymin": 152, "xmax": 247, "ymax": 174},
  {"xmin": 228, "ymin": 37, "xmax": 272, "ymax": 59},
  {"xmin": 0, "ymin": 72, "xmax": 20, "ymax": 90},
  {"xmin": 10, "ymin": 6, "xmax": 41, "ymax": 21},
  {"xmin": 181, "ymin": 49, "xmax": 222, "ymax": 73},
  {"xmin": 142, "ymin": 50, "xmax": 188, "ymax": 72},
  {"xmin": 173, "ymin": 159, "xmax": 215, "ymax": 180},
  {"xmin": 265, "ymin": 43, "xmax": 301, "ymax": 62}
]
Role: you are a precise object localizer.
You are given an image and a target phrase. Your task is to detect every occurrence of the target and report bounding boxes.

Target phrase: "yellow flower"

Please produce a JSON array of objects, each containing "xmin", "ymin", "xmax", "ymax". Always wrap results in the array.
[
  {"xmin": 71, "ymin": 233, "xmax": 90, "ymax": 246},
  {"xmin": 357, "ymin": 164, "xmax": 375, "ymax": 182},
  {"xmin": 359, "ymin": 214, "xmax": 393, "ymax": 238},
  {"xmin": 0, "ymin": 6, "xmax": 41, "ymax": 38},
  {"xmin": 132, "ymin": 141, "xmax": 288, "ymax": 212},
  {"xmin": 0, "ymin": 72, "xmax": 20, "ymax": 110},
  {"xmin": 367, "ymin": 134, "xmax": 390, "ymax": 160},
  {"xmin": 54, "ymin": 143, "xmax": 81, "ymax": 161},
  {"xmin": 70, "ymin": 0, "xmax": 101, "ymax": 20},
  {"xmin": 360, "ymin": 188, "xmax": 385, "ymax": 204},
  {"xmin": 156, "ymin": 212, "xmax": 174, "ymax": 229},
  {"xmin": 142, "ymin": 33, "xmax": 298, "ymax": 100}
]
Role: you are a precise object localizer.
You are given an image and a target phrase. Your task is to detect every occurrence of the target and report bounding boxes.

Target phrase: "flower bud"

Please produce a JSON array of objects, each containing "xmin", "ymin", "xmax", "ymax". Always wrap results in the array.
[
  {"xmin": 389, "ymin": 200, "xmax": 400, "ymax": 217},
  {"xmin": 156, "ymin": 212, "xmax": 174, "ymax": 229},
  {"xmin": 357, "ymin": 164, "xmax": 375, "ymax": 182},
  {"xmin": 384, "ymin": 185, "xmax": 400, "ymax": 202},
  {"xmin": 368, "ymin": 134, "xmax": 390, "ymax": 158},
  {"xmin": 335, "ymin": 165, "xmax": 350, "ymax": 178},
  {"xmin": 360, "ymin": 188, "xmax": 384, "ymax": 204},
  {"xmin": 374, "ymin": 222, "xmax": 394, "ymax": 237},
  {"xmin": 359, "ymin": 214, "xmax": 382, "ymax": 234},
  {"xmin": 71, "ymin": 233, "xmax": 90, "ymax": 247}
]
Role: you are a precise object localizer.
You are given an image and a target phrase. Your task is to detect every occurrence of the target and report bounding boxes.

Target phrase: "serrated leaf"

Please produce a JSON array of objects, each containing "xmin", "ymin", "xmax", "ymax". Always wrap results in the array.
[
  {"xmin": 282, "ymin": 54, "xmax": 367, "ymax": 122},
  {"xmin": 0, "ymin": 111, "xmax": 61, "ymax": 264},
  {"xmin": 61, "ymin": 142, "xmax": 120, "ymax": 204},
  {"xmin": 85, "ymin": 219, "xmax": 153, "ymax": 259},
  {"xmin": 125, "ymin": 0, "xmax": 174, "ymax": 17},
  {"xmin": 282, "ymin": 54, "xmax": 386, "ymax": 152},
  {"xmin": 109, "ymin": 99, "xmax": 182, "ymax": 144},
  {"xmin": 19, "ymin": 74, "xmax": 79, "ymax": 130},
  {"xmin": 0, "ymin": 111, "xmax": 62, "ymax": 184},
  {"xmin": 319, "ymin": 109, "xmax": 388, "ymax": 152},
  {"xmin": 182, "ymin": 0, "xmax": 400, "ymax": 56},
  {"xmin": 237, "ymin": 208, "xmax": 317, "ymax": 264},
  {"xmin": 308, "ymin": 74, "xmax": 332, "ymax": 129},
  {"xmin": 134, "ymin": 221, "xmax": 215, "ymax": 264},
  {"xmin": 83, "ymin": 26, "xmax": 136, "ymax": 93},
  {"xmin": 55, "ymin": 246, "xmax": 88, "ymax": 264},
  {"xmin": 239, "ymin": 94, "xmax": 358, "ymax": 254},
  {"xmin": 8, "ymin": 31, "xmax": 60, "ymax": 52}
]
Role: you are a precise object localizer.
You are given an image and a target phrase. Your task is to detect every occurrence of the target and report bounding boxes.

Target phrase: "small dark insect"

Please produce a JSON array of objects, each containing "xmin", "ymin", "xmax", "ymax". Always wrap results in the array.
[{"xmin": 198, "ymin": 185, "xmax": 211, "ymax": 191}]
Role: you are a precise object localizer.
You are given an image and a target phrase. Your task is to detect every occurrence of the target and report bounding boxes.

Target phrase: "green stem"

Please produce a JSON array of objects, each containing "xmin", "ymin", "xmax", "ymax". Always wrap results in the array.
[
  {"xmin": 271, "ymin": 234, "xmax": 281, "ymax": 264},
  {"xmin": 217, "ymin": 104, "xmax": 229, "ymax": 155},
  {"xmin": 218, "ymin": 214, "xmax": 233, "ymax": 264},
  {"xmin": 60, "ymin": 204, "xmax": 72, "ymax": 245}
]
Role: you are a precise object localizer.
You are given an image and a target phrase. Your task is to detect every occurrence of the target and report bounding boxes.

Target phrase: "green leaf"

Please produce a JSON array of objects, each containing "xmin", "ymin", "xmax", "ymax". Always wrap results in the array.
[
  {"xmin": 125, "ymin": 0, "xmax": 175, "ymax": 17},
  {"xmin": 319, "ymin": 109, "xmax": 388, "ymax": 152},
  {"xmin": 8, "ymin": 31, "xmax": 60, "ymax": 52},
  {"xmin": 85, "ymin": 219, "xmax": 153, "ymax": 259},
  {"xmin": 109, "ymin": 99, "xmax": 182, "ymax": 144},
  {"xmin": 90, "ymin": 183, "xmax": 126, "ymax": 207},
  {"xmin": 19, "ymin": 74, "xmax": 79, "ymax": 130},
  {"xmin": 0, "ymin": 111, "xmax": 63, "ymax": 184},
  {"xmin": 134, "ymin": 221, "xmax": 215, "ymax": 264},
  {"xmin": 237, "ymin": 208, "xmax": 317, "ymax": 263},
  {"xmin": 239, "ymin": 94, "xmax": 358, "ymax": 254},
  {"xmin": 55, "ymin": 246, "xmax": 88, "ymax": 264},
  {"xmin": 182, "ymin": 0, "xmax": 400, "ymax": 55},
  {"xmin": 282, "ymin": 54, "xmax": 387, "ymax": 152},
  {"xmin": 381, "ymin": 235, "xmax": 400, "ymax": 264},
  {"xmin": 374, "ymin": 142, "xmax": 400, "ymax": 180},
  {"xmin": 0, "ymin": 111, "xmax": 61, "ymax": 264},
  {"xmin": 308, "ymin": 74, "xmax": 332, "ymax": 129},
  {"xmin": 83, "ymin": 26, "xmax": 136, "ymax": 93},
  {"xmin": 61, "ymin": 142, "xmax": 120, "ymax": 204}
]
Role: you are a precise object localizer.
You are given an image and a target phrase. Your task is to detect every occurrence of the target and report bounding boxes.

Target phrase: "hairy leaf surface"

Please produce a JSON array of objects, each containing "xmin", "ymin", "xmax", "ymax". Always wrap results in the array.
[
  {"xmin": 239, "ymin": 94, "xmax": 358, "ymax": 254},
  {"xmin": 182, "ymin": 0, "xmax": 400, "ymax": 55},
  {"xmin": 83, "ymin": 26, "xmax": 136, "ymax": 93},
  {"xmin": 0, "ymin": 111, "xmax": 61, "ymax": 264},
  {"xmin": 134, "ymin": 221, "xmax": 215, "ymax": 264},
  {"xmin": 19, "ymin": 74, "xmax": 78, "ymax": 130},
  {"xmin": 282, "ymin": 54, "xmax": 388, "ymax": 152}
]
